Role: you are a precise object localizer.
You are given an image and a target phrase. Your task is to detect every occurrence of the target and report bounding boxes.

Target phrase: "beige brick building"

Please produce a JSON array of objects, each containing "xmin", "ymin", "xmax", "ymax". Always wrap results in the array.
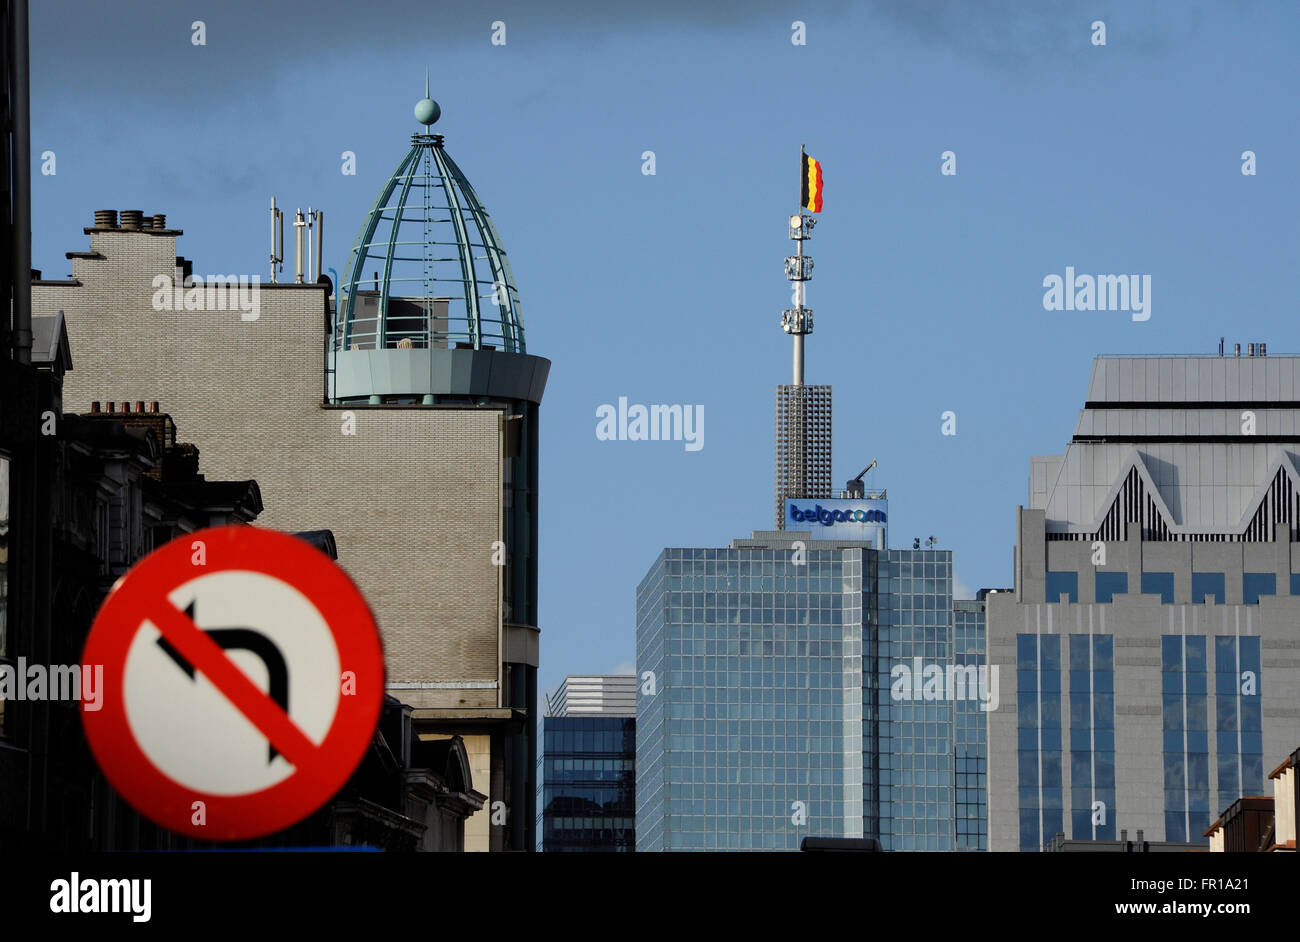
[{"xmin": 38, "ymin": 108, "xmax": 549, "ymax": 850}]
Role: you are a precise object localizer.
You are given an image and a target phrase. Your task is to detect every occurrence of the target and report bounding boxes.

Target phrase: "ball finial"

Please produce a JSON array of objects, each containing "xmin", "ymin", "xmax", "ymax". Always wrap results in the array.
[{"xmin": 415, "ymin": 98, "xmax": 441, "ymax": 127}]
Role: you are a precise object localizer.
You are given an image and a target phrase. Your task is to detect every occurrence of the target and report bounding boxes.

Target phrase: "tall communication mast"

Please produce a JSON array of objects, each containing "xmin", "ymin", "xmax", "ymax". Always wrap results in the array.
[{"xmin": 775, "ymin": 148, "xmax": 832, "ymax": 528}]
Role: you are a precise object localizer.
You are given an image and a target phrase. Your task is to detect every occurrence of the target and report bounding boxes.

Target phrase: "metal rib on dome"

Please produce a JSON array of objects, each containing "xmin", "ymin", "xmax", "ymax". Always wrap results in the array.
[{"xmin": 335, "ymin": 103, "xmax": 524, "ymax": 354}]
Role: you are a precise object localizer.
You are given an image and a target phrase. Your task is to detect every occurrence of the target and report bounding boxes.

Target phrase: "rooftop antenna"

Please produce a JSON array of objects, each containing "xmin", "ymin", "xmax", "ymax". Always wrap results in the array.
[
  {"xmin": 782, "ymin": 144, "xmax": 817, "ymax": 384},
  {"xmin": 293, "ymin": 208, "xmax": 306, "ymax": 284},
  {"xmin": 269, "ymin": 197, "xmax": 284, "ymax": 283}
]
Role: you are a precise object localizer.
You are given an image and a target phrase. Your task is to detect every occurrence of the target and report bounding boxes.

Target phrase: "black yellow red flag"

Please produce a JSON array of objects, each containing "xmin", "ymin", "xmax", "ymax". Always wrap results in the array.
[{"xmin": 801, "ymin": 149, "xmax": 823, "ymax": 213}]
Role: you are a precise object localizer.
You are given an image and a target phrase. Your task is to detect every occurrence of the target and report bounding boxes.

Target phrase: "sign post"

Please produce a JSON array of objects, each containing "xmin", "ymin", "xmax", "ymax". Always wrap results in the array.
[{"xmin": 81, "ymin": 526, "xmax": 384, "ymax": 842}]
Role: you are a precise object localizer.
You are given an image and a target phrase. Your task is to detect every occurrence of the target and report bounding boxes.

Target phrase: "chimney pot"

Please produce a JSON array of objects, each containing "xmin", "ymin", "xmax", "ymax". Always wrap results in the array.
[
  {"xmin": 1136, "ymin": 829, "xmax": 1144, "ymax": 844},
  {"xmin": 106, "ymin": 402, "xmax": 115, "ymax": 413},
  {"xmin": 151, "ymin": 401, "xmax": 159, "ymax": 413},
  {"xmin": 93, "ymin": 209, "xmax": 118, "ymax": 229},
  {"xmin": 91, "ymin": 401, "xmax": 100, "ymax": 413},
  {"xmin": 1249, "ymin": 343, "xmax": 1256, "ymax": 357},
  {"xmin": 153, "ymin": 213, "xmax": 166, "ymax": 230},
  {"xmin": 135, "ymin": 400, "xmax": 145, "ymax": 413},
  {"xmin": 120, "ymin": 209, "xmax": 143, "ymax": 231},
  {"xmin": 1260, "ymin": 342, "xmax": 1267, "ymax": 357},
  {"xmin": 121, "ymin": 401, "xmax": 131, "ymax": 413},
  {"xmin": 1235, "ymin": 343, "xmax": 1241, "ymax": 357}
]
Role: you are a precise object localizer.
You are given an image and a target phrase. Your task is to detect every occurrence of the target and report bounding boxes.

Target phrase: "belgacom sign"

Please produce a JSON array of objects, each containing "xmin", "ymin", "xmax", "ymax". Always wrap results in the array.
[{"xmin": 80, "ymin": 526, "xmax": 384, "ymax": 841}]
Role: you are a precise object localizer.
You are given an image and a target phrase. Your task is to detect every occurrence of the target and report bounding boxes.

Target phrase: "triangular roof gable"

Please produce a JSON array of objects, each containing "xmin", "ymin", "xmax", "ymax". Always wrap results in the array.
[
  {"xmin": 1083, "ymin": 448, "xmax": 1179, "ymax": 534},
  {"xmin": 1085, "ymin": 447, "xmax": 1300, "ymax": 536}
]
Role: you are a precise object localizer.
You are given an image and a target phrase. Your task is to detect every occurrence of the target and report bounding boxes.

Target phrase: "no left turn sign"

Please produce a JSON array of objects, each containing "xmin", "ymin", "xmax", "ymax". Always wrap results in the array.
[{"xmin": 81, "ymin": 525, "xmax": 385, "ymax": 842}]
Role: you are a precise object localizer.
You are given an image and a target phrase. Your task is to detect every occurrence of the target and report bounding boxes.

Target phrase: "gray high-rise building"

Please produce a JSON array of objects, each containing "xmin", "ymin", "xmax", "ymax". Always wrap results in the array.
[{"xmin": 987, "ymin": 350, "xmax": 1300, "ymax": 851}]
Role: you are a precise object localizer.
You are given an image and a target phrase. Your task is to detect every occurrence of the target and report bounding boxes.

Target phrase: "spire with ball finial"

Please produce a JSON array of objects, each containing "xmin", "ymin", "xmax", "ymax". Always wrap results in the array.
[
  {"xmin": 336, "ymin": 81, "xmax": 527, "ymax": 358},
  {"xmin": 414, "ymin": 70, "xmax": 441, "ymax": 127}
]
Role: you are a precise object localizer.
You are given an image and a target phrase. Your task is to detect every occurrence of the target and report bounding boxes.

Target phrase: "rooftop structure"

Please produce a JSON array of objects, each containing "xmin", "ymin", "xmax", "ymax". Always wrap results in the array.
[
  {"xmin": 328, "ymin": 91, "xmax": 547, "ymax": 409},
  {"xmin": 546, "ymin": 675, "xmax": 637, "ymax": 718},
  {"xmin": 775, "ymin": 202, "xmax": 832, "ymax": 528},
  {"xmin": 336, "ymin": 85, "xmax": 523, "ymax": 354}
]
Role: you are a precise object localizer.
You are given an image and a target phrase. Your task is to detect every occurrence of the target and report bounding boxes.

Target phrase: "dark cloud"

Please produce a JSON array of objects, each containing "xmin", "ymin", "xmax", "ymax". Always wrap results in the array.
[{"xmin": 29, "ymin": 0, "xmax": 1265, "ymax": 113}]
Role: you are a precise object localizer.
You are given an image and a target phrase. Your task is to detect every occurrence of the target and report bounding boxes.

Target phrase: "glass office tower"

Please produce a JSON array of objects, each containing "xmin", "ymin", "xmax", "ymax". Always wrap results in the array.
[{"xmin": 635, "ymin": 538, "xmax": 986, "ymax": 851}]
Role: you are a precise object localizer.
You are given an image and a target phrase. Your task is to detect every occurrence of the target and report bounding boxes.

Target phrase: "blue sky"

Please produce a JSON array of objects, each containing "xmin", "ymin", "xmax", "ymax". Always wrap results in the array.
[{"xmin": 29, "ymin": 1, "xmax": 1300, "ymax": 701}]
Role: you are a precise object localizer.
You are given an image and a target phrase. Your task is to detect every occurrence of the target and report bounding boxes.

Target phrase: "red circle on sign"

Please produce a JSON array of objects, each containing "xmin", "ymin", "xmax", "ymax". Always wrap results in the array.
[{"xmin": 81, "ymin": 525, "xmax": 385, "ymax": 842}]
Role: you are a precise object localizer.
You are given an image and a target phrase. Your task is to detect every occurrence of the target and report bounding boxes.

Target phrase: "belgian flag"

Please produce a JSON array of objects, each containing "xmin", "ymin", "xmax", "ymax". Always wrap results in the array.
[{"xmin": 801, "ymin": 148, "xmax": 823, "ymax": 213}]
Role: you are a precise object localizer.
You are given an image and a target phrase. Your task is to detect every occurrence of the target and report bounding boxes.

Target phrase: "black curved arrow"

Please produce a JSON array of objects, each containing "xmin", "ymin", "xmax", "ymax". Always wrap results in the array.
[{"xmin": 156, "ymin": 600, "xmax": 290, "ymax": 764}]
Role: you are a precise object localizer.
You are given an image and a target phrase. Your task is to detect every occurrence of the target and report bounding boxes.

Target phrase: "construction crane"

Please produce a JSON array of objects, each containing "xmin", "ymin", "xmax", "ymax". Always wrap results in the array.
[{"xmin": 843, "ymin": 459, "xmax": 877, "ymax": 499}]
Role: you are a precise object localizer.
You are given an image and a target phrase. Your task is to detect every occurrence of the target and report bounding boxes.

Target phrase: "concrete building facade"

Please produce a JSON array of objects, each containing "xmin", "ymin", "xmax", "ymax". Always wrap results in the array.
[{"xmin": 987, "ymin": 353, "xmax": 1300, "ymax": 851}]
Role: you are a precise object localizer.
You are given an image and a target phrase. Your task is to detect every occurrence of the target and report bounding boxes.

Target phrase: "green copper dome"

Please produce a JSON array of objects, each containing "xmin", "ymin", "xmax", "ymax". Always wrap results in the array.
[{"xmin": 335, "ymin": 98, "xmax": 524, "ymax": 354}]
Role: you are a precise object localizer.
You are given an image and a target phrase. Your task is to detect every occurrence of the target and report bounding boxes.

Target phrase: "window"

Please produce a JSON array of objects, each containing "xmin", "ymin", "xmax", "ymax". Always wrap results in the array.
[
  {"xmin": 1045, "ymin": 571, "xmax": 1078, "ymax": 604},
  {"xmin": 1017, "ymin": 633, "xmax": 1062, "ymax": 851},
  {"xmin": 1095, "ymin": 572, "xmax": 1128, "ymax": 603},
  {"xmin": 1191, "ymin": 572, "xmax": 1225, "ymax": 605},
  {"xmin": 1141, "ymin": 571, "xmax": 1174, "ymax": 604},
  {"xmin": 1242, "ymin": 573, "xmax": 1275, "ymax": 605},
  {"xmin": 1161, "ymin": 635, "xmax": 1210, "ymax": 842}
]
